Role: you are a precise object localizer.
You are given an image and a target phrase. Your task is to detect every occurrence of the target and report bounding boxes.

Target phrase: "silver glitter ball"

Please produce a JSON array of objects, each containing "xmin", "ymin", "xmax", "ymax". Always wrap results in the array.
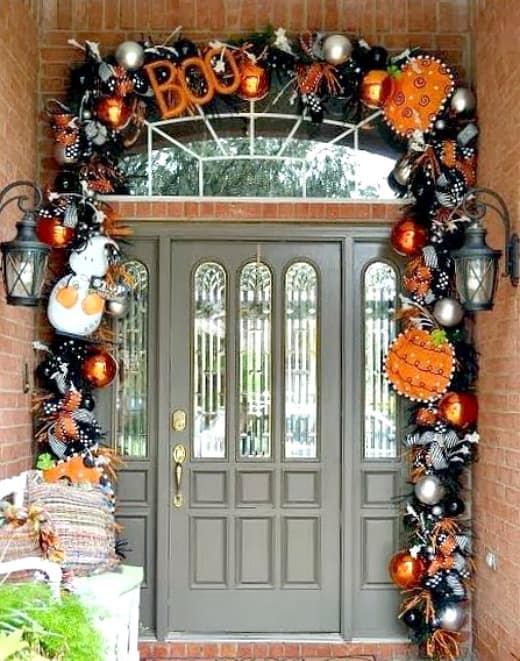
[
  {"xmin": 322, "ymin": 34, "xmax": 353, "ymax": 65},
  {"xmin": 105, "ymin": 297, "xmax": 130, "ymax": 319},
  {"xmin": 433, "ymin": 297, "xmax": 464, "ymax": 327},
  {"xmin": 414, "ymin": 475, "xmax": 445, "ymax": 505},
  {"xmin": 450, "ymin": 87, "xmax": 476, "ymax": 115},
  {"xmin": 115, "ymin": 41, "xmax": 145, "ymax": 71},
  {"xmin": 437, "ymin": 604, "xmax": 467, "ymax": 632},
  {"xmin": 391, "ymin": 152, "xmax": 419, "ymax": 186}
]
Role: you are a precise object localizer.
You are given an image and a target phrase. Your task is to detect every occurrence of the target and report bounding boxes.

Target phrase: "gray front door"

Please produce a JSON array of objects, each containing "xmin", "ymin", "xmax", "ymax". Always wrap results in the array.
[{"xmin": 168, "ymin": 240, "xmax": 342, "ymax": 633}]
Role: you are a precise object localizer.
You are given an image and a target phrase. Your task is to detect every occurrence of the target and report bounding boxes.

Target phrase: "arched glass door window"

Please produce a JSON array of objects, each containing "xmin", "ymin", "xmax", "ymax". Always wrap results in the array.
[
  {"xmin": 238, "ymin": 261, "xmax": 272, "ymax": 458},
  {"xmin": 114, "ymin": 259, "xmax": 149, "ymax": 458},
  {"xmin": 363, "ymin": 261, "xmax": 398, "ymax": 459}
]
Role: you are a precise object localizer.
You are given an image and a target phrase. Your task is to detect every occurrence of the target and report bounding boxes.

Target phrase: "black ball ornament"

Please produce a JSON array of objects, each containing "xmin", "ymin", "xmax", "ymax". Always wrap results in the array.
[
  {"xmin": 444, "ymin": 496, "xmax": 465, "ymax": 517},
  {"xmin": 174, "ymin": 39, "xmax": 198, "ymax": 60},
  {"xmin": 54, "ymin": 170, "xmax": 82, "ymax": 194},
  {"xmin": 402, "ymin": 608, "xmax": 422, "ymax": 629},
  {"xmin": 83, "ymin": 454, "xmax": 96, "ymax": 468},
  {"xmin": 367, "ymin": 46, "xmax": 388, "ymax": 70}
]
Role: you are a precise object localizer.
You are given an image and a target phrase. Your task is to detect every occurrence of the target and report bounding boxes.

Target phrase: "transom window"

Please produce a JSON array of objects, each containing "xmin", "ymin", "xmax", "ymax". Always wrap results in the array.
[{"xmin": 119, "ymin": 95, "xmax": 403, "ymax": 199}]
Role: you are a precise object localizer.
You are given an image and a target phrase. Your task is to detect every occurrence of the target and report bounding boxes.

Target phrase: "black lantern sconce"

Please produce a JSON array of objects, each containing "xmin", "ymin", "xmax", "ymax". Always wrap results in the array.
[
  {"xmin": 0, "ymin": 181, "xmax": 50, "ymax": 306},
  {"xmin": 452, "ymin": 187, "xmax": 519, "ymax": 311}
]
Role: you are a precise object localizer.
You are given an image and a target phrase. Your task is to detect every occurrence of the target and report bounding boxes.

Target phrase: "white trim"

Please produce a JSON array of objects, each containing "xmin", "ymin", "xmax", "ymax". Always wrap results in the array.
[
  {"xmin": 139, "ymin": 633, "xmax": 410, "ymax": 643},
  {"xmin": 101, "ymin": 195, "xmax": 407, "ymax": 204}
]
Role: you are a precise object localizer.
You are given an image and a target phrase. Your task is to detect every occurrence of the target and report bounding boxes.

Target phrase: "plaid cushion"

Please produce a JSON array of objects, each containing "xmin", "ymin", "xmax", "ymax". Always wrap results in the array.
[{"xmin": 28, "ymin": 481, "xmax": 119, "ymax": 576}]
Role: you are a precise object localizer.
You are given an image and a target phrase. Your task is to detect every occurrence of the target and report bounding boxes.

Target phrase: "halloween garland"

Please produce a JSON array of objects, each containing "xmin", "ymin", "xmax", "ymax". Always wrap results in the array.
[{"xmin": 39, "ymin": 25, "xmax": 480, "ymax": 659}]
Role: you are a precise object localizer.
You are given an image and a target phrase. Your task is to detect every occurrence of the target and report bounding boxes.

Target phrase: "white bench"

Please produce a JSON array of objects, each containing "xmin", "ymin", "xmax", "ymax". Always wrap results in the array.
[{"xmin": 0, "ymin": 471, "xmax": 143, "ymax": 661}]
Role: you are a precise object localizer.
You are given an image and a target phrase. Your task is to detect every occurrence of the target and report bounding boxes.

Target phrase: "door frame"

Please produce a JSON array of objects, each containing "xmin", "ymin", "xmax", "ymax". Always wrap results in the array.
[{"xmin": 130, "ymin": 221, "xmax": 394, "ymax": 641}]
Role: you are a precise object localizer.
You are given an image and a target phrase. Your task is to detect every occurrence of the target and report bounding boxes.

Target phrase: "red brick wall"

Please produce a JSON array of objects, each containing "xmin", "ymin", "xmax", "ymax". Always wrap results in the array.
[
  {"xmin": 0, "ymin": 1, "xmax": 39, "ymax": 478},
  {"xmin": 38, "ymin": 0, "xmax": 473, "ymax": 182},
  {"xmin": 471, "ymin": 2, "xmax": 520, "ymax": 659}
]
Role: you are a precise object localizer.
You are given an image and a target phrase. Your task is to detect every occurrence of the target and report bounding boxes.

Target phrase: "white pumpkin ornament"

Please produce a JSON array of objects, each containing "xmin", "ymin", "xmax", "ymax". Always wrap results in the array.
[{"xmin": 48, "ymin": 236, "xmax": 119, "ymax": 337}]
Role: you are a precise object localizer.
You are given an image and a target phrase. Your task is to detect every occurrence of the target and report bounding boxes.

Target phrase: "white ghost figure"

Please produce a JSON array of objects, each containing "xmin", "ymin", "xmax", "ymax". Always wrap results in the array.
[{"xmin": 48, "ymin": 236, "xmax": 118, "ymax": 337}]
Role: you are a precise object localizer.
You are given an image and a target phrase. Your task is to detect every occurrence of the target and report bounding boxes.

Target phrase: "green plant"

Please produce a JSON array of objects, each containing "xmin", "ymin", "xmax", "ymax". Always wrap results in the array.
[{"xmin": 0, "ymin": 583, "xmax": 103, "ymax": 660}]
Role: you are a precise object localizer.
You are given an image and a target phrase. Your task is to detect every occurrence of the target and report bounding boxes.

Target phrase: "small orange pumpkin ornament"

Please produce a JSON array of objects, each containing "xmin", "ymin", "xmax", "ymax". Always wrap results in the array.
[
  {"xmin": 237, "ymin": 60, "xmax": 270, "ymax": 101},
  {"xmin": 43, "ymin": 455, "xmax": 102, "ymax": 485},
  {"xmin": 383, "ymin": 55, "xmax": 454, "ymax": 136},
  {"xmin": 95, "ymin": 96, "xmax": 132, "ymax": 129},
  {"xmin": 388, "ymin": 551, "xmax": 426, "ymax": 589},
  {"xmin": 360, "ymin": 69, "xmax": 394, "ymax": 108},
  {"xmin": 385, "ymin": 327, "xmax": 455, "ymax": 402}
]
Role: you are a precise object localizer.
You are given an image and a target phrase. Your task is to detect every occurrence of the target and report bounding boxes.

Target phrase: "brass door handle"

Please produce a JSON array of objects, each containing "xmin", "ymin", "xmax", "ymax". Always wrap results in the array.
[{"xmin": 172, "ymin": 443, "xmax": 186, "ymax": 508}]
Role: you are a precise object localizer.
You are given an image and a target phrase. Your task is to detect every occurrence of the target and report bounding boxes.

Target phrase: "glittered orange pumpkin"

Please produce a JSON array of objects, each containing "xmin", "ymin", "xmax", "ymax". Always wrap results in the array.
[
  {"xmin": 384, "ymin": 327, "xmax": 455, "ymax": 402},
  {"xmin": 415, "ymin": 407, "xmax": 439, "ymax": 428},
  {"xmin": 43, "ymin": 455, "xmax": 101, "ymax": 485},
  {"xmin": 237, "ymin": 61, "xmax": 270, "ymax": 101},
  {"xmin": 403, "ymin": 256, "xmax": 433, "ymax": 300},
  {"xmin": 383, "ymin": 55, "xmax": 454, "ymax": 136},
  {"xmin": 389, "ymin": 551, "xmax": 426, "ymax": 589},
  {"xmin": 360, "ymin": 69, "xmax": 394, "ymax": 108},
  {"xmin": 95, "ymin": 95, "xmax": 132, "ymax": 129}
]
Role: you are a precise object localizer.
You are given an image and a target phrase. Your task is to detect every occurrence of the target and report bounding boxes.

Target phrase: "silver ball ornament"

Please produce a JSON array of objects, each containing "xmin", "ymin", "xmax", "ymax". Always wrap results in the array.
[
  {"xmin": 437, "ymin": 604, "xmax": 467, "ymax": 632},
  {"xmin": 391, "ymin": 152, "xmax": 418, "ymax": 187},
  {"xmin": 322, "ymin": 34, "xmax": 353, "ymax": 65},
  {"xmin": 105, "ymin": 297, "xmax": 130, "ymax": 319},
  {"xmin": 115, "ymin": 41, "xmax": 145, "ymax": 71},
  {"xmin": 450, "ymin": 87, "xmax": 476, "ymax": 115},
  {"xmin": 433, "ymin": 298, "xmax": 464, "ymax": 327},
  {"xmin": 53, "ymin": 142, "xmax": 78, "ymax": 166},
  {"xmin": 414, "ymin": 475, "xmax": 445, "ymax": 505},
  {"xmin": 431, "ymin": 504, "xmax": 444, "ymax": 517},
  {"xmin": 82, "ymin": 109, "xmax": 93, "ymax": 120}
]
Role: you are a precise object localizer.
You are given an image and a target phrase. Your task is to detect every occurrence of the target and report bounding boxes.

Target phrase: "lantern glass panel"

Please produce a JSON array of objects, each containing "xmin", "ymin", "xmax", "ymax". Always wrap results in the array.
[
  {"xmin": 454, "ymin": 255, "xmax": 499, "ymax": 310},
  {"xmin": 2, "ymin": 247, "xmax": 48, "ymax": 304}
]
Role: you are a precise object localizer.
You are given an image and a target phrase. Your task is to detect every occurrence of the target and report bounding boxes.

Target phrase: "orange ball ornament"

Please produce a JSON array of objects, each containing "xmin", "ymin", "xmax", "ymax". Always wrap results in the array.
[
  {"xmin": 360, "ymin": 70, "xmax": 394, "ymax": 109},
  {"xmin": 438, "ymin": 391, "xmax": 478, "ymax": 429},
  {"xmin": 81, "ymin": 349, "xmax": 118, "ymax": 388},
  {"xmin": 37, "ymin": 218, "xmax": 75, "ymax": 248},
  {"xmin": 237, "ymin": 61, "xmax": 270, "ymax": 101},
  {"xmin": 391, "ymin": 219, "xmax": 429, "ymax": 257},
  {"xmin": 95, "ymin": 96, "xmax": 132, "ymax": 129},
  {"xmin": 388, "ymin": 551, "xmax": 426, "ymax": 589}
]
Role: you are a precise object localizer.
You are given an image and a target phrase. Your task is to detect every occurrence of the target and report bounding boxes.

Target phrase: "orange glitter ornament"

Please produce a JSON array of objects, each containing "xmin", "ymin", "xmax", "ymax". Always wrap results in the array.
[
  {"xmin": 81, "ymin": 349, "xmax": 118, "ymax": 388},
  {"xmin": 389, "ymin": 551, "xmax": 426, "ymax": 589}
]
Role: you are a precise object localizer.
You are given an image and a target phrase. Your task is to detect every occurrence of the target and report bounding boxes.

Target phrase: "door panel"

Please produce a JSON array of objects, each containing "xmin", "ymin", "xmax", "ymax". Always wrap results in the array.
[
  {"xmin": 169, "ymin": 241, "xmax": 341, "ymax": 633},
  {"xmin": 351, "ymin": 239, "xmax": 403, "ymax": 638}
]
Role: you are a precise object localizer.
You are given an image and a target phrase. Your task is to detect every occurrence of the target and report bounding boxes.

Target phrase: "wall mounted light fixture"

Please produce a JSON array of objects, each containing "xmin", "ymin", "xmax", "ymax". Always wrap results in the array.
[
  {"xmin": 452, "ymin": 187, "xmax": 519, "ymax": 311},
  {"xmin": 0, "ymin": 181, "xmax": 50, "ymax": 306}
]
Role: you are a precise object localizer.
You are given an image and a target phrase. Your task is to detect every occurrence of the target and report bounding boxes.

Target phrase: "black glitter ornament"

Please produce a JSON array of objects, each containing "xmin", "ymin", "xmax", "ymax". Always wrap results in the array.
[
  {"xmin": 54, "ymin": 170, "xmax": 82, "ymax": 194},
  {"xmin": 444, "ymin": 496, "xmax": 465, "ymax": 517},
  {"xmin": 402, "ymin": 608, "xmax": 422, "ymax": 629},
  {"xmin": 366, "ymin": 46, "xmax": 388, "ymax": 70},
  {"xmin": 174, "ymin": 39, "xmax": 198, "ymax": 60}
]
